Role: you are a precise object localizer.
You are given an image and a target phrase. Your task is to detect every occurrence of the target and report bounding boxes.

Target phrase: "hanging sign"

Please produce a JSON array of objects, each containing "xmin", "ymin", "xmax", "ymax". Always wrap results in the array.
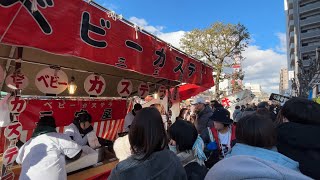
[
  {"xmin": 138, "ymin": 82, "xmax": 149, "ymax": 99},
  {"xmin": 269, "ymin": 93, "xmax": 290, "ymax": 104},
  {"xmin": 0, "ymin": 66, "xmax": 4, "ymax": 82},
  {"xmin": 221, "ymin": 97, "xmax": 231, "ymax": 107},
  {"xmin": 19, "ymin": 99, "xmax": 126, "ymax": 130},
  {"xmin": 5, "ymin": 73, "xmax": 29, "ymax": 90},
  {"xmin": 222, "ymin": 90, "xmax": 256, "ymax": 111},
  {"xmin": 4, "ymin": 122, "xmax": 22, "ymax": 140},
  {"xmin": 0, "ymin": 0, "xmax": 215, "ymax": 88},
  {"xmin": 158, "ymin": 85, "xmax": 166, "ymax": 100},
  {"xmin": 84, "ymin": 74, "xmax": 106, "ymax": 96},
  {"xmin": 2, "ymin": 146, "xmax": 19, "ymax": 166},
  {"xmin": 8, "ymin": 97, "xmax": 27, "ymax": 114},
  {"xmin": 35, "ymin": 67, "xmax": 68, "ymax": 95},
  {"xmin": 117, "ymin": 79, "xmax": 133, "ymax": 97}
]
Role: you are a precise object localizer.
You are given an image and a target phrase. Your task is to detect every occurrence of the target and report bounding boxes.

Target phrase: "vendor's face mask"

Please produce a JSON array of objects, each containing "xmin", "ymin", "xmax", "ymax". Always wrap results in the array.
[
  {"xmin": 80, "ymin": 121, "xmax": 91, "ymax": 130},
  {"xmin": 168, "ymin": 144, "xmax": 177, "ymax": 154}
]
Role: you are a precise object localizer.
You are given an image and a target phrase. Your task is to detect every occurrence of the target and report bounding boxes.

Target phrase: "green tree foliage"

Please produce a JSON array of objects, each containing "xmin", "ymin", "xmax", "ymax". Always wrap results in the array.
[{"xmin": 180, "ymin": 22, "xmax": 250, "ymax": 99}]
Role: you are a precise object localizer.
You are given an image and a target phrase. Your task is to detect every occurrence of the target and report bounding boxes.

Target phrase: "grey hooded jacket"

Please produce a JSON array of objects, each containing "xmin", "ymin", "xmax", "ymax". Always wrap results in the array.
[{"xmin": 205, "ymin": 155, "xmax": 311, "ymax": 180}]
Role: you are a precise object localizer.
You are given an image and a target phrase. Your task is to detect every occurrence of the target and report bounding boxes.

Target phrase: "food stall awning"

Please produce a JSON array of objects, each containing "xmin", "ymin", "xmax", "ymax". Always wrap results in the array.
[{"xmin": 0, "ymin": 0, "xmax": 214, "ymax": 97}]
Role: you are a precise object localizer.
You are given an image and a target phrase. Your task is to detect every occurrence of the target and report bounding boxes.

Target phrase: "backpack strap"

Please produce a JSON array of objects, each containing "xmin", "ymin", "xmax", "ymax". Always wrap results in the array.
[
  {"xmin": 231, "ymin": 125, "xmax": 236, "ymax": 141},
  {"xmin": 207, "ymin": 127, "xmax": 214, "ymax": 142},
  {"xmin": 230, "ymin": 125, "xmax": 237, "ymax": 146},
  {"xmin": 210, "ymin": 127, "xmax": 220, "ymax": 149}
]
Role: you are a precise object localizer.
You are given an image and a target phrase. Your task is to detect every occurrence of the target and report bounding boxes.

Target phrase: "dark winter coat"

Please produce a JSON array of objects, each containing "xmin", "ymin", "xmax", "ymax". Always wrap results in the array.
[
  {"xmin": 194, "ymin": 106, "xmax": 213, "ymax": 134},
  {"xmin": 277, "ymin": 122, "xmax": 320, "ymax": 179},
  {"xmin": 184, "ymin": 162, "xmax": 208, "ymax": 180},
  {"xmin": 177, "ymin": 151, "xmax": 208, "ymax": 180},
  {"xmin": 108, "ymin": 149, "xmax": 187, "ymax": 180}
]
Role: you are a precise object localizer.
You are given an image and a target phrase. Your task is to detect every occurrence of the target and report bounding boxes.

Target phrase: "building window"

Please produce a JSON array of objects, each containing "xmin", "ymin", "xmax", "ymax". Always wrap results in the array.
[
  {"xmin": 301, "ymin": 23, "xmax": 320, "ymax": 32},
  {"xmin": 300, "ymin": 0, "xmax": 318, "ymax": 7}
]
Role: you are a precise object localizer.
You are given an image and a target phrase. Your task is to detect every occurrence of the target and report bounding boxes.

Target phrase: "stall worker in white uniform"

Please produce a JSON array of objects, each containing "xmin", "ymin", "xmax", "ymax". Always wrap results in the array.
[
  {"xmin": 16, "ymin": 115, "xmax": 82, "ymax": 180},
  {"xmin": 123, "ymin": 103, "xmax": 142, "ymax": 132},
  {"xmin": 64, "ymin": 110, "xmax": 94, "ymax": 146},
  {"xmin": 65, "ymin": 110, "xmax": 114, "ymax": 151}
]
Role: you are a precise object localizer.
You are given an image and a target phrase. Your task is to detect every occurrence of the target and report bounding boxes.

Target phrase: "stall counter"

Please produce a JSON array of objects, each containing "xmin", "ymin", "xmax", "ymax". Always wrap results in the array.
[{"xmin": 0, "ymin": 151, "xmax": 118, "ymax": 180}]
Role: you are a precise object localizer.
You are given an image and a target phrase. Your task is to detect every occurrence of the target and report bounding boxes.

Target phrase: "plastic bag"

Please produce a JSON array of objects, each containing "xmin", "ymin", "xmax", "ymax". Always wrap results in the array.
[
  {"xmin": 87, "ymin": 131, "xmax": 101, "ymax": 149},
  {"xmin": 0, "ymin": 94, "xmax": 11, "ymax": 127}
]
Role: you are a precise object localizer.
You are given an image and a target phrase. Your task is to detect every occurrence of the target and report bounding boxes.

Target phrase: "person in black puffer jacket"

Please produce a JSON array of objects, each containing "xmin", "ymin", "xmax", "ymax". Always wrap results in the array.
[{"xmin": 276, "ymin": 98, "xmax": 320, "ymax": 179}]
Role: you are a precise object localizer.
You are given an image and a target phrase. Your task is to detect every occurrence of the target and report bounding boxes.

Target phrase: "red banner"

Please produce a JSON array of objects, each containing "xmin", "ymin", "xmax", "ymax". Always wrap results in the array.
[
  {"xmin": 18, "ymin": 99, "xmax": 127, "ymax": 130},
  {"xmin": 0, "ymin": 0, "xmax": 214, "ymax": 87}
]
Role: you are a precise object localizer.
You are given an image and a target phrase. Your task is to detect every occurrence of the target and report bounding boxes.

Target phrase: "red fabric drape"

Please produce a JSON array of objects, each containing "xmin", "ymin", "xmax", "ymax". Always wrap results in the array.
[{"xmin": 178, "ymin": 84, "xmax": 212, "ymax": 101}]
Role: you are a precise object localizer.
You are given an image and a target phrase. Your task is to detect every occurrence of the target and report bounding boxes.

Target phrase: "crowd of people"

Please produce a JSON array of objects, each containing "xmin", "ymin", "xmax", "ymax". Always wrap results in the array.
[
  {"xmin": 16, "ymin": 97, "xmax": 319, "ymax": 180},
  {"xmin": 112, "ymin": 97, "xmax": 320, "ymax": 180}
]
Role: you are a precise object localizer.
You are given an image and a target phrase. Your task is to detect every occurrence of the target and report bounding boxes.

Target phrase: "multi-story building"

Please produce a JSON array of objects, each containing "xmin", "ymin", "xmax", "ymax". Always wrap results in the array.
[
  {"xmin": 245, "ymin": 83, "xmax": 262, "ymax": 95},
  {"xmin": 284, "ymin": 0, "xmax": 320, "ymax": 97},
  {"xmin": 244, "ymin": 83, "xmax": 269, "ymax": 102},
  {"xmin": 279, "ymin": 68, "xmax": 289, "ymax": 95}
]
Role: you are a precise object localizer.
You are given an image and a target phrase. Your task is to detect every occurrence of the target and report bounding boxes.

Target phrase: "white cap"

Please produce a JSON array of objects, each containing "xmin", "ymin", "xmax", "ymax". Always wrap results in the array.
[{"xmin": 191, "ymin": 97, "xmax": 205, "ymax": 105}]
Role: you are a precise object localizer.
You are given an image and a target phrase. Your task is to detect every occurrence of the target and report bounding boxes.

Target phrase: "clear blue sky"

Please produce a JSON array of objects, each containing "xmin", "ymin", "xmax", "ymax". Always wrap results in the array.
[
  {"xmin": 97, "ymin": 0, "xmax": 286, "ymax": 50},
  {"xmin": 96, "ymin": 0, "xmax": 288, "ymax": 93}
]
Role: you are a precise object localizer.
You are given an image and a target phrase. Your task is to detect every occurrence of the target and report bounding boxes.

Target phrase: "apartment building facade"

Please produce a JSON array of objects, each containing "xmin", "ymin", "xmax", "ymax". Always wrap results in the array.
[
  {"xmin": 285, "ymin": 0, "xmax": 320, "ymax": 97},
  {"xmin": 279, "ymin": 68, "xmax": 289, "ymax": 95}
]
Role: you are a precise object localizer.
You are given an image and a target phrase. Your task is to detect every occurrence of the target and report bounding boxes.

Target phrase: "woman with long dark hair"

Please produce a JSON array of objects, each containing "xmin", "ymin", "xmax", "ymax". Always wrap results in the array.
[{"xmin": 109, "ymin": 107, "xmax": 187, "ymax": 180}]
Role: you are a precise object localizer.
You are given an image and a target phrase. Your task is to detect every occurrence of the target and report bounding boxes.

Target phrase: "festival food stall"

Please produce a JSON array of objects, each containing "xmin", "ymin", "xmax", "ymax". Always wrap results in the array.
[{"xmin": 0, "ymin": 0, "xmax": 214, "ymax": 179}]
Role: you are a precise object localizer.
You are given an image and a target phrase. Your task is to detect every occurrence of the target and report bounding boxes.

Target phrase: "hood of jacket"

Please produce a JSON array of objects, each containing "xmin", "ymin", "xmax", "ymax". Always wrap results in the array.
[
  {"xmin": 109, "ymin": 149, "xmax": 187, "ymax": 180},
  {"xmin": 277, "ymin": 122, "xmax": 320, "ymax": 150},
  {"xmin": 177, "ymin": 151, "xmax": 196, "ymax": 167},
  {"xmin": 205, "ymin": 155, "xmax": 311, "ymax": 180},
  {"xmin": 229, "ymin": 143, "xmax": 299, "ymax": 171}
]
